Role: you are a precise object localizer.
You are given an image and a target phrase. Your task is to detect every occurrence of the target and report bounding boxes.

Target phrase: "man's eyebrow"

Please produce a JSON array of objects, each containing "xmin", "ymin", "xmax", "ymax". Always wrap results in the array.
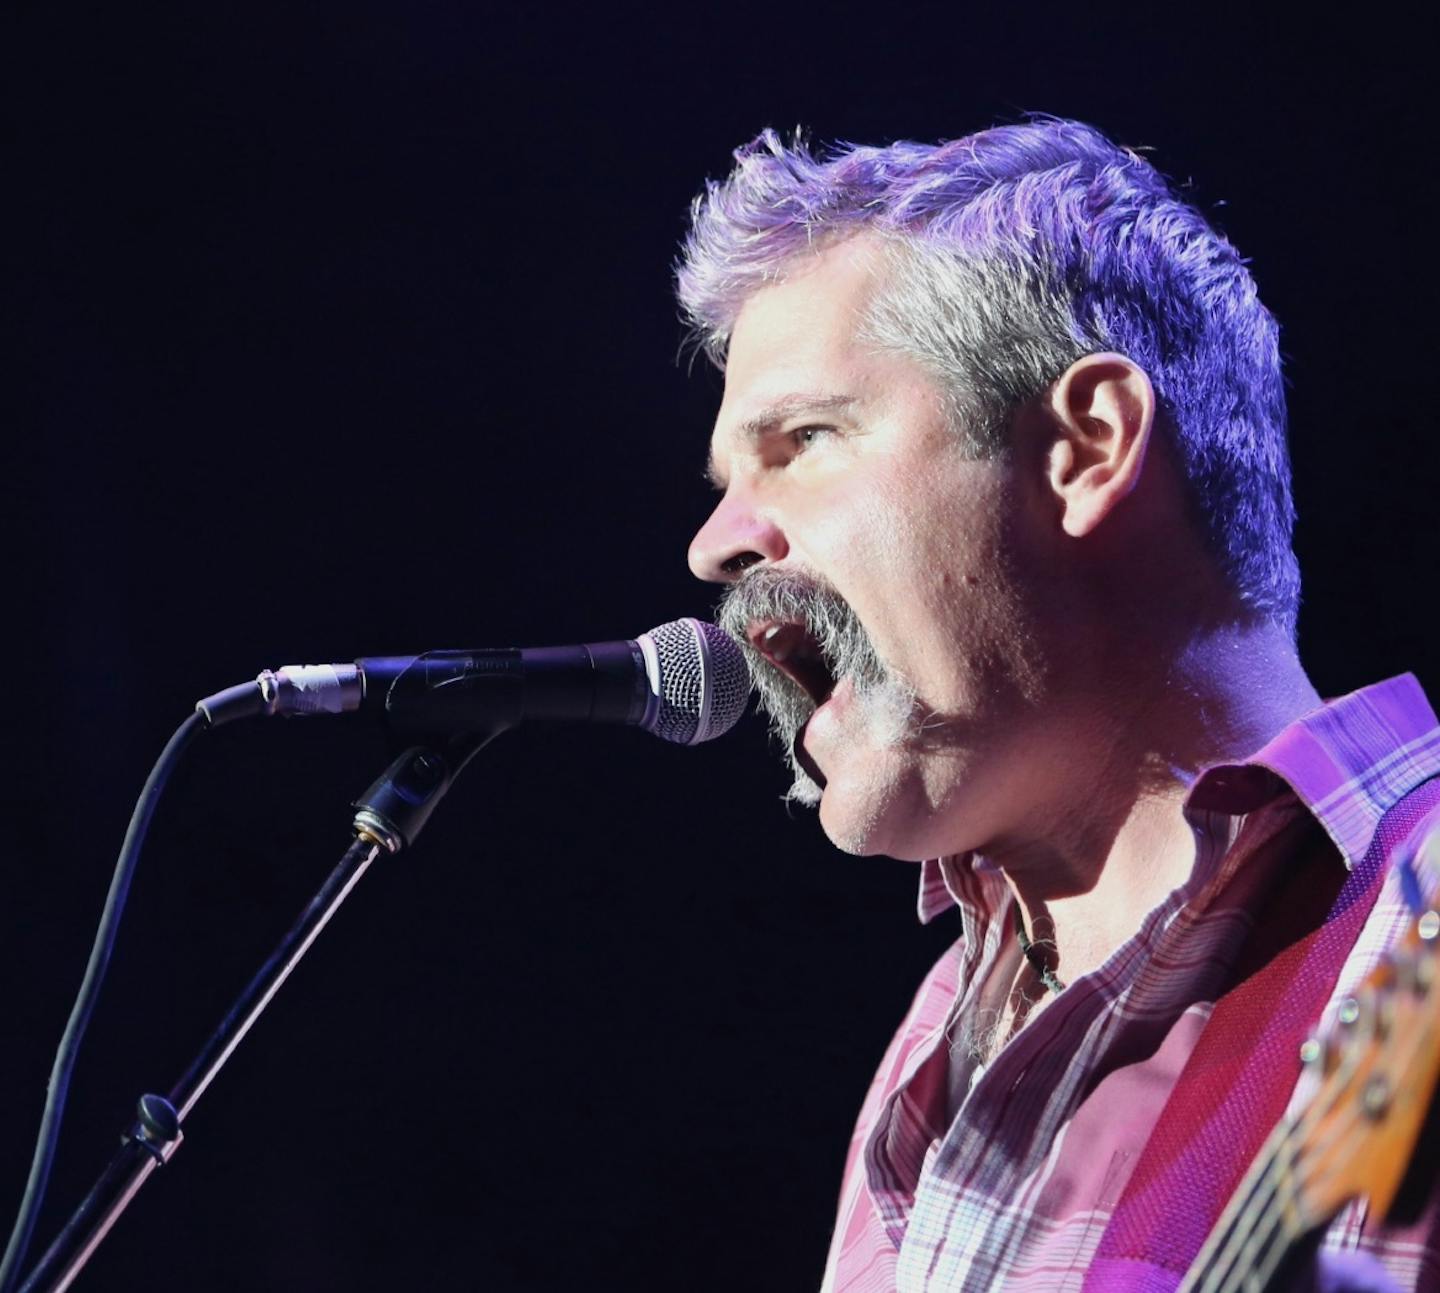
[{"xmin": 705, "ymin": 394, "xmax": 858, "ymax": 489}]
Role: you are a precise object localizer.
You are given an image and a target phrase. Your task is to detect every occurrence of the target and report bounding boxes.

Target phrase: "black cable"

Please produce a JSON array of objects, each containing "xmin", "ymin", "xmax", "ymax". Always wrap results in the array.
[{"xmin": 0, "ymin": 711, "xmax": 208, "ymax": 1293}]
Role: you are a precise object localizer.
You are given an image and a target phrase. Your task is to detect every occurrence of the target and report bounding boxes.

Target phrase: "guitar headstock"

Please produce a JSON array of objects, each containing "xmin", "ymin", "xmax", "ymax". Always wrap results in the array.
[{"xmin": 1287, "ymin": 824, "xmax": 1440, "ymax": 1226}]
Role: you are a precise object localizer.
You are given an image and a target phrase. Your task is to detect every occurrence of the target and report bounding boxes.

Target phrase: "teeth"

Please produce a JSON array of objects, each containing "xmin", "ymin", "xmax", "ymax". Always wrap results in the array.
[{"xmin": 762, "ymin": 624, "xmax": 794, "ymax": 663}]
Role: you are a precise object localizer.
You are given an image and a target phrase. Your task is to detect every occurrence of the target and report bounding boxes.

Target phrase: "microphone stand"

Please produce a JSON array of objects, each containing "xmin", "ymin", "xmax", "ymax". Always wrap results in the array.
[{"xmin": 17, "ymin": 733, "xmax": 490, "ymax": 1293}]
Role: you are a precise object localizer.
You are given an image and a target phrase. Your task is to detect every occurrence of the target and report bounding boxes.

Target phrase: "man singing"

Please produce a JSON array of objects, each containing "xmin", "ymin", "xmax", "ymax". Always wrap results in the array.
[{"xmin": 678, "ymin": 118, "xmax": 1440, "ymax": 1290}]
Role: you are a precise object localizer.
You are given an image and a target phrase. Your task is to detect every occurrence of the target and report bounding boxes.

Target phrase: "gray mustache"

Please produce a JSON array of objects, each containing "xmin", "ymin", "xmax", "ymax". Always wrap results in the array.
[
  {"xmin": 714, "ymin": 568, "xmax": 921, "ymax": 808},
  {"xmin": 715, "ymin": 569, "xmax": 886, "ymax": 697},
  {"xmin": 714, "ymin": 566, "xmax": 896, "ymax": 765},
  {"xmin": 715, "ymin": 569, "xmax": 864, "ymax": 806}
]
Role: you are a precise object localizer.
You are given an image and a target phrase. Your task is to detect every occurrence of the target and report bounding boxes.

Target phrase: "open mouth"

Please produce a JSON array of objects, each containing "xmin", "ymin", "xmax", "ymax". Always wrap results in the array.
[{"xmin": 747, "ymin": 619, "xmax": 838, "ymax": 709}]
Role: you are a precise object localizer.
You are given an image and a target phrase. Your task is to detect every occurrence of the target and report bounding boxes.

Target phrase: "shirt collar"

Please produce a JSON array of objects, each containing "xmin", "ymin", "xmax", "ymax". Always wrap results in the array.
[{"xmin": 917, "ymin": 673, "xmax": 1440, "ymax": 923}]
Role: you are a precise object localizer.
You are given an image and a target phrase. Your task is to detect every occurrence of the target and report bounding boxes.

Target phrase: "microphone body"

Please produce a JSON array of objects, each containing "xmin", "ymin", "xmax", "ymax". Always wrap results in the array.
[
  {"xmin": 358, "ymin": 640, "xmax": 656, "ymax": 732},
  {"xmin": 199, "ymin": 619, "xmax": 749, "ymax": 745}
]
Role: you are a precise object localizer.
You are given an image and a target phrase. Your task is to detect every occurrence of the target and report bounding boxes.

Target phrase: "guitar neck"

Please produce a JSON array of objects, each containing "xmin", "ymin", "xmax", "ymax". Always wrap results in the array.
[{"xmin": 1178, "ymin": 1117, "xmax": 1317, "ymax": 1293}]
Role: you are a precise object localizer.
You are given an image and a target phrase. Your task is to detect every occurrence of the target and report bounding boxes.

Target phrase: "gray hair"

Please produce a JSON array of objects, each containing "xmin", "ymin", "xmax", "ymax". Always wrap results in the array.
[{"xmin": 676, "ymin": 118, "xmax": 1300, "ymax": 632}]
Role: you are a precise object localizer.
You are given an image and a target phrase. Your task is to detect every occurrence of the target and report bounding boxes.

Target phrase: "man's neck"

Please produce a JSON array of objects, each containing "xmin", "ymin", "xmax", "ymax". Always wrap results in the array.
[{"xmin": 989, "ymin": 615, "xmax": 1322, "ymax": 988}]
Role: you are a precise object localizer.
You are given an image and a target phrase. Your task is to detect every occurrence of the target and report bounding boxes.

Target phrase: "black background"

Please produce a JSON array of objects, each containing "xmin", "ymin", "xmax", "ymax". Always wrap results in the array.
[{"xmin": 7, "ymin": 4, "xmax": 1437, "ymax": 1289}]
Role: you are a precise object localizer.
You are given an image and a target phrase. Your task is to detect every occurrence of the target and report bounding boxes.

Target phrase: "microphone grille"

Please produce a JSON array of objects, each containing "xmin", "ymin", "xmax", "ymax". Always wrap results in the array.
[{"xmin": 638, "ymin": 618, "xmax": 750, "ymax": 745}]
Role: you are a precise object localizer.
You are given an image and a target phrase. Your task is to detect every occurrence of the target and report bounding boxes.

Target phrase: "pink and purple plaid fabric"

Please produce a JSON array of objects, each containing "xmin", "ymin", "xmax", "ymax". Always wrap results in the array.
[{"xmin": 821, "ymin": 674, "xmax": 1440, "ymax": 1292}]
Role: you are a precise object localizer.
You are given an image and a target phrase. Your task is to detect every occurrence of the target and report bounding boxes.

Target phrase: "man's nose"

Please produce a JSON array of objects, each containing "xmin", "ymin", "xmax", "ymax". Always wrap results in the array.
[{"xmin": 688, "ymin": 488, "xmax": 789, "ymax": 582}]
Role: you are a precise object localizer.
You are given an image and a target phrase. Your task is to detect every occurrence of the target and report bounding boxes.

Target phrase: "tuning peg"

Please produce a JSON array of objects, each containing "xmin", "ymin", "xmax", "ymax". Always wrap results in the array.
[
  {"xmin": 1414, "ymin": 911, "xmax": 1439, "ymax": 993},
  {"xmin": 1360, "ymin": 1073, "xmax": 1392, "ymax": 1119}
]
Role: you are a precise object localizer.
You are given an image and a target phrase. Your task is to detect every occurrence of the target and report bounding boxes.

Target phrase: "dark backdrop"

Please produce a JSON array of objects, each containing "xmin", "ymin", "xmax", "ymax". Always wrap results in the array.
[{"xmin": 7, "ymin": 5, "xmax": 1436, "ymax": 1290}]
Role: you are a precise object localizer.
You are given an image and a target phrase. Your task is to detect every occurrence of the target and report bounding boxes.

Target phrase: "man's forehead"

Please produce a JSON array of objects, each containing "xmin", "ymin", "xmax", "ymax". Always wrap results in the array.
[
  {"xmin": 700, "ymin": 235, "xmax": 940, "ymax": 491},
  {"xmin": 724, "ymin": 236, "xmax": 884, "ymax": 367},
  {"xmin": 707, "ymin": 242, "xmax": 883, "ymax": 462}
]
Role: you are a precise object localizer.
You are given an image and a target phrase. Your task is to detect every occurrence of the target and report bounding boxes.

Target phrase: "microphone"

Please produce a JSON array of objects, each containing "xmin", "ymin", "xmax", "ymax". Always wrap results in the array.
[{"xmin": 196, "ymin": 618, "xmax": 751, "ymax": 745}]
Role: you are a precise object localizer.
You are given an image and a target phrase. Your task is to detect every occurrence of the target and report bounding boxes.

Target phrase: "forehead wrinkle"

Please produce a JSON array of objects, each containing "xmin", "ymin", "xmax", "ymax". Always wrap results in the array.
[{"xmin": 706, "ymin": 392, "xmax": 859, "ymax": 489}]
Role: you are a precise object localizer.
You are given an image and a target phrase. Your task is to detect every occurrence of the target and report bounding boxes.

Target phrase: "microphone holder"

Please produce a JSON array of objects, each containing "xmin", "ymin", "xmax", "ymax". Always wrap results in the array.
[{"xmin": 16, "ymin": 732, "xmax": 491, "ymax": 1292}]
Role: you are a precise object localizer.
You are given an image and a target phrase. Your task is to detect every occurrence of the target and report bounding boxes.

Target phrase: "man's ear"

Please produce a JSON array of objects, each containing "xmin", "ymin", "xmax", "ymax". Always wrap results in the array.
[{"xmin": 1043, "ymin": 352, "xmax": 1156, "ymax": 538}]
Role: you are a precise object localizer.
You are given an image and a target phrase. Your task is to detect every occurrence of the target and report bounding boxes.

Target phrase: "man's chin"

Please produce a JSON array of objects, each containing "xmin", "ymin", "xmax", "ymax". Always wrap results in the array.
[
  {"xmin": 816, "ymin": 793, "xmax": 892, "ymax": 857},
  {"xmin": 810, "ymin": 754, "xmax": 936, "ymax": 861}
]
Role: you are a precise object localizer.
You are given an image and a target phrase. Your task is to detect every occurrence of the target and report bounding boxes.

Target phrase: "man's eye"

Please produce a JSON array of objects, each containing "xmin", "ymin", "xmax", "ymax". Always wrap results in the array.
[{"xmin": 791, "ymin": 425, "xmax": 833, "ymax": 450}]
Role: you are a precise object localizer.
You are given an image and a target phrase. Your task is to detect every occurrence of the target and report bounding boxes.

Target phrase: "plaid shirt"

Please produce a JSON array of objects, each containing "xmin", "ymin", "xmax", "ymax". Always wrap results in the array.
[{"xmin": 821, "ymin": 674, "xmax": 1440, "ymax": 1292}]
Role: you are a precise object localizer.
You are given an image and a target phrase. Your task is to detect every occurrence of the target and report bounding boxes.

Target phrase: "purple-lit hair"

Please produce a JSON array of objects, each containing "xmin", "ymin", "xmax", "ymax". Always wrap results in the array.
[{"xmin": 676, "ymin": 118, "xmax": 1299, "ymax": 631}]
